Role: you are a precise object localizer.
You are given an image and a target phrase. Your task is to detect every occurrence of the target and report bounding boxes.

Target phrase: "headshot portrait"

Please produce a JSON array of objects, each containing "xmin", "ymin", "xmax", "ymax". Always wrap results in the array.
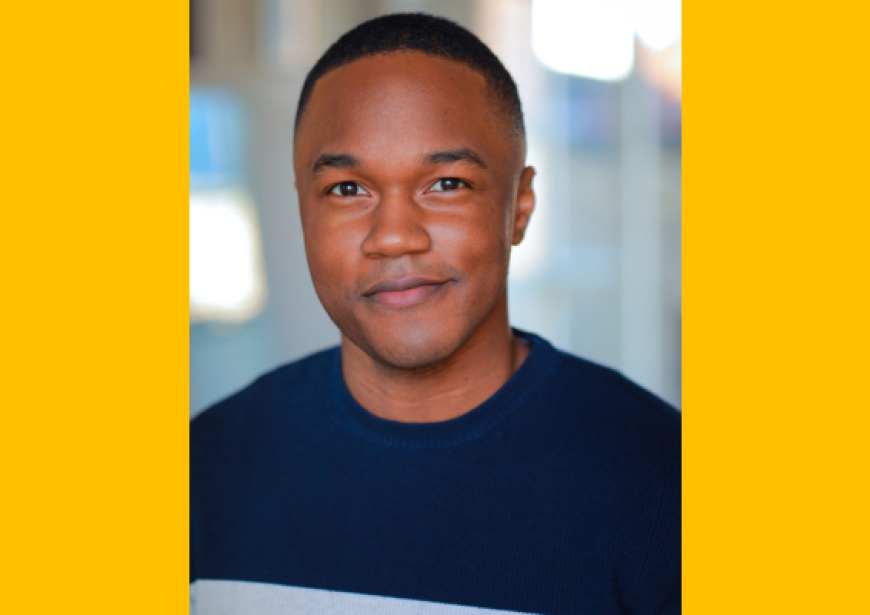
[{"xmin": 190, "ymin": 3, "xmax": 682, "ymax": 614}]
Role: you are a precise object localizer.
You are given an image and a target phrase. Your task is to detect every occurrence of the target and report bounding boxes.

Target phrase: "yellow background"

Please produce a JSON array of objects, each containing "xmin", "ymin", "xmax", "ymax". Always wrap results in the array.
[
  {"xmin": 2, "ymin": 1, "xmax": 867, "ymax": 612},
  {"xmin": 682, "ymin": 1, "xmax": 870, "ymax": 611},
  {"xmin": 1, "ymin": 2, "xmax": 188, "ymax": 611}
]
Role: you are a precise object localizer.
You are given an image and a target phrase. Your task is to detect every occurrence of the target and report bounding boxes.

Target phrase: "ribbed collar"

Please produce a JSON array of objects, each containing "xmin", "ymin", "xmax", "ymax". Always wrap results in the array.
[{"xmin": 328, "ymin": 330, "xmax": 562, "ymax": 450}]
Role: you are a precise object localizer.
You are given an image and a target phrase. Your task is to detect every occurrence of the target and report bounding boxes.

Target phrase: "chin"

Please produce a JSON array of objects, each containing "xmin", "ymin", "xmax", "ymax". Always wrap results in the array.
[
  {"xmin": 353, "ymin": 321, "xmax": 474, "ymax": 372},
  {"xmin": 325, "ymin": 280, "xmax": 507, "ymax": 371}
]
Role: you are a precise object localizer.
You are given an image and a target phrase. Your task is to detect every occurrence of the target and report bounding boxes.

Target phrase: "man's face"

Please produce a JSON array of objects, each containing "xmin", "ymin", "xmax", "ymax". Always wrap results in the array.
[{"xmin": 294, "ymin": 53, "xmax": 534, "ymax": 370}]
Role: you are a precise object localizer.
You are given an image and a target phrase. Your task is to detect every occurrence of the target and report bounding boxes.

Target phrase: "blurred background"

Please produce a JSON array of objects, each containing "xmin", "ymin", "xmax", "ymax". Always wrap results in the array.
[{"xmin": 189, "ymin": 0, "xmax": 682, "ymax": 417}]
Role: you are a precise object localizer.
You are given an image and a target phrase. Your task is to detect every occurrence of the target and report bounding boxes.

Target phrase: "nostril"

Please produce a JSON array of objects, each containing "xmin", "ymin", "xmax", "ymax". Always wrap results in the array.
[{"xmin": 361, "ymin": 204, "xmax": 432, "ymax": 258}]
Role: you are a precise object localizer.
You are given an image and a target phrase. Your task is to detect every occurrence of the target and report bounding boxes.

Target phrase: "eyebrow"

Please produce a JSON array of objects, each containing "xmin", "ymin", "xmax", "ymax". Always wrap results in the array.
[
  {"xmin": 423, "ymin": 147, "xmax": 487, "ymax": 170},
  {"xmin": 311, "ymin": 153, "xmax": 361, "ymax": 177},
  {"xmin": 310, "ymin": 147, "xmax": 487, "ymax": 178}
]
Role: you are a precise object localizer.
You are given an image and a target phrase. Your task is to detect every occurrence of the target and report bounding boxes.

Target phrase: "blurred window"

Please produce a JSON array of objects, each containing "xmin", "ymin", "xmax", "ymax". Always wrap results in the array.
[{"xmin": 189, "ymin": 90, "xmax": 266, "ymax": 324}]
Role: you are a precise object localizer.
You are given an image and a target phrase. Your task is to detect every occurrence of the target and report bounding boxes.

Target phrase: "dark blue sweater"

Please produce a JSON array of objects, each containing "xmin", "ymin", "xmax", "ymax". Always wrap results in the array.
[{"xmin": 190, "ymin": 332, "xmax": 681, "ymax": 614}]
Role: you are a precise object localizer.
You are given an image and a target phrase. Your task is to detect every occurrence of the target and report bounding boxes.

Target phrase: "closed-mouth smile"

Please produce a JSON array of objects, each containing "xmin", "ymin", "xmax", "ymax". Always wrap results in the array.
[{"xmin": 363, "ymin": 276, "xmax": 451, "ymax": 308}]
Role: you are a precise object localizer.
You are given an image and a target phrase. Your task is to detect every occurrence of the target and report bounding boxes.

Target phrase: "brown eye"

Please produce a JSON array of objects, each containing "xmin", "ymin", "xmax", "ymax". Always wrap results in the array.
[
  {"xmin": 329, "ymin": 182, "xmax": 364, "ymax": 197},
  {"xmin": 430, "ymin": 178, "xmax": 466, "ymax": 192}
]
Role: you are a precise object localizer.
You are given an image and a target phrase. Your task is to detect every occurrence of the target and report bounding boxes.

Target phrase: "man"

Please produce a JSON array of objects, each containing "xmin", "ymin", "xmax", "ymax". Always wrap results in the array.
[{"xmin": 191, "ymin": 13, "xmax": 680, "ymax": 615}]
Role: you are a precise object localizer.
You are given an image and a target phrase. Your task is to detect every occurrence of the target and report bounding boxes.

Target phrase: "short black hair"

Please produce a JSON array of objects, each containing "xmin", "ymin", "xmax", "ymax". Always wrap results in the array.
[{"xmin": 294, "ymin": 13, "xmax": 525, "ymax": 142}]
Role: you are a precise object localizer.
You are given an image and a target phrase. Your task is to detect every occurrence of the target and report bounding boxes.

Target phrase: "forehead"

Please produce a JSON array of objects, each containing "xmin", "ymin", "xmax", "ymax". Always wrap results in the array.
[{"xmin": 295, "ymin": 53, "xmax": 516, "ymax": 170}]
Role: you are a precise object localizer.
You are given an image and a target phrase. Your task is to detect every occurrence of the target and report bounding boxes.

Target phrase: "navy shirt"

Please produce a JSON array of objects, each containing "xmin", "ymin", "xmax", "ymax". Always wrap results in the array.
[{"xmin": 191, "ymin": 332, "xmax": 681, "ymax": 614}]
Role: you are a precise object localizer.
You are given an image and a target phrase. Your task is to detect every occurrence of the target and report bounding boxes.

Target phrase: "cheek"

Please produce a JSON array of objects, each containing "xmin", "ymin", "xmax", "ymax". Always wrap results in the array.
[
  {"xmin": 303, "ymin": 213, "xmax": 359, "ymax": 295},
  {"xmin": 435, "ymin": 205, "xmax": 512, "ymax": 275}
]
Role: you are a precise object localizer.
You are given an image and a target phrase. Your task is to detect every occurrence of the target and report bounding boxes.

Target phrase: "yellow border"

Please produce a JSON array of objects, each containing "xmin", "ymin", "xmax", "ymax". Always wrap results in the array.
[
  {"xmin": 4, "ymin": 1, "xmax": 868, "ymax": 612},
  {"xmin": 1, "ymin": 3, "xmax": 188, "ymax": 611},
  {"xmin": 684, "ymin": 2, "xmax": 869, "ymax": 612}
]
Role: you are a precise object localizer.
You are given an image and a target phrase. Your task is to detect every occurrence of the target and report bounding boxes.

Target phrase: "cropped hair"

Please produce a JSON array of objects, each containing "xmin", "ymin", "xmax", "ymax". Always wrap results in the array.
[{"xmin": 294, "ymin": 13, "xmax": 525, "ymax": 142}]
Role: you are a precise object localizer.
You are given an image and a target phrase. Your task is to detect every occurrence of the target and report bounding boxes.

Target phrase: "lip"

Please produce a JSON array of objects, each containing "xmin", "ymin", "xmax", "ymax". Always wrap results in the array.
[{"xmin": 363, "ymin": 276, "xmax": 451, "ymax": 308}]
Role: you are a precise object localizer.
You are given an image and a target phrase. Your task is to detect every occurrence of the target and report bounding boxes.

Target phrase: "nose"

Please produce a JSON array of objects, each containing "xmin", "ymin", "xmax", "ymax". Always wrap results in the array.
[{"xmin": 361, "ymin": 191, "xmax": 432, "ymax": 258}]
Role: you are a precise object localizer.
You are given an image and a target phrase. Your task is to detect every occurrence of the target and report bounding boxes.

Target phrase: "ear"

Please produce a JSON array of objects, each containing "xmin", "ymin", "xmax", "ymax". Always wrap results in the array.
[{"xmin": 511, "ymin": 166, "xmax": 536, "ymax": 245}]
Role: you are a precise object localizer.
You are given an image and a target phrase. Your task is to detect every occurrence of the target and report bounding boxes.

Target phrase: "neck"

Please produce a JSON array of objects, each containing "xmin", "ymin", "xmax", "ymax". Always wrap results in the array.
[{"xmin": 340, "ymin": 296, "xmax": 529, "ymax": 423}]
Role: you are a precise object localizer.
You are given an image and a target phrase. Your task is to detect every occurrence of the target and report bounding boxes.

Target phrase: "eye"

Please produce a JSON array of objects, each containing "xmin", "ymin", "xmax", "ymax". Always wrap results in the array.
[
  {"xmin": 429, "ymin": 178, "xmax": 468, "ymax": 192},
  {"xmin": 328, "ymin": 182, "xmax": 369, "ymax": 197}
]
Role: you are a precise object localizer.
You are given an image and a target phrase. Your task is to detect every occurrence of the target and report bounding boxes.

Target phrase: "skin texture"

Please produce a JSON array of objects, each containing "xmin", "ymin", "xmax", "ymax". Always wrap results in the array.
[{"xmin": 294, "ymin": 52, "xmax": 535, "ymax": 423}]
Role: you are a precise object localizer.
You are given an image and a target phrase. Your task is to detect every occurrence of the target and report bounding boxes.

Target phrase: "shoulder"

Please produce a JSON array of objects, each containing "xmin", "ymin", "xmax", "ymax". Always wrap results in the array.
[
  {"xmin": 554, "ymin": 350, "xmax": 680, "ymax": 438},
  {"xmin": 522, "ymin": 335, "xmax": 680, "ymax": 480},
  {"xmin": 190, "ymin": 346, "xmax": 338, "ymax": 463},
  {"xmin": 545, "ymin": 356, "xmax": 682, "ymax": 612}
]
